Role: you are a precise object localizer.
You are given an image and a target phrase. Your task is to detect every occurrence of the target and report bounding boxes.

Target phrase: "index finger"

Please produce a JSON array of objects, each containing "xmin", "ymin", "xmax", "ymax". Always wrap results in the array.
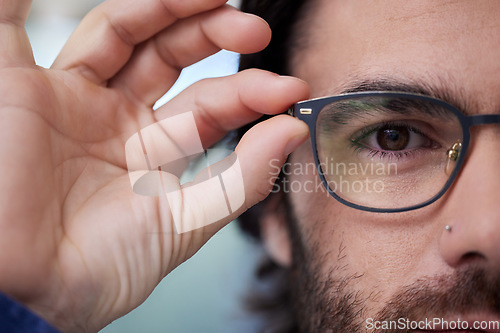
[
  {"xmin": 0, "ymin": 0, "xmax": 34, "ymax": 68},
  {"xmin": 51, "ymin": 0, "xmax": 228, "ymax": 83}
]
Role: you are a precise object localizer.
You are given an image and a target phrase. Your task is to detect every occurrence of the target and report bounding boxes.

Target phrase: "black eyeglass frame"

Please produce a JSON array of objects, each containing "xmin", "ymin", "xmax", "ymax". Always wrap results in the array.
[{"xmin": 289, "ymin": 91, "xmax": 500, "ymax": 213}]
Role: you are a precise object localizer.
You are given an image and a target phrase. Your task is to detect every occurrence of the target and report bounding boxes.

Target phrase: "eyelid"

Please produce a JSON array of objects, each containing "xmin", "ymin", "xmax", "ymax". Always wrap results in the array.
[
  {"xmin": 351, "ymin": 121, "xmax": 428, "ymax": 142},
  {"xmin": 350, "ymin": 120, "xmax": 441, "ymax": 151}
]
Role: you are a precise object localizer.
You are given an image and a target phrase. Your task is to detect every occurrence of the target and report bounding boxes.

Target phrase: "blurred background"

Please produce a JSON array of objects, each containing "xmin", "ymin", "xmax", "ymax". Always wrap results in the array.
[{"xmin": 26, "ymin": 0, "xmax": 267, "ymax": 332}]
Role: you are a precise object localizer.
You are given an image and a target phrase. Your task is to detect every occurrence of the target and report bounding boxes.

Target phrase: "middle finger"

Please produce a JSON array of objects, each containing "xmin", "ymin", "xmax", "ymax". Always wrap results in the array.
[
  {"xmin": 108, "ymin": 5, "xmax": 271, "ymax": 107},
  {"xmin": 51, "ymin": 0, "xmax": 229, "ymax": 84}
]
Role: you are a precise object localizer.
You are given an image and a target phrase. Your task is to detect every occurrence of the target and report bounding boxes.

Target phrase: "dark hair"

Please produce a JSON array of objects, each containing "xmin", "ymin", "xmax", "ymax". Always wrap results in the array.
[
  {"xmin": 237, "ymin": 0, "xmax": 309, "ymax": 240},
  {"xmin": 236, "ymin": 1, "xmax": 311, "ymax": 332}
]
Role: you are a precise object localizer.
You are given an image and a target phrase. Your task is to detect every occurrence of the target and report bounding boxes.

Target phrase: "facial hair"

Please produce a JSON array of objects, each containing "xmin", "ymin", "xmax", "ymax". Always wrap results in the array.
[
  {"xmin": 289, "ymin": 239, "xmax": 366, "ymax": 333},
  {"xmin": 286, "ymin": 206, "xmax": 500, "ymax": 332},
  {"xmin": 286, "ymin": 202, "xmax": 367, "ymax": 333},
  {"xmin": 375, "ymin": 265, "xmax": 500, "ymax": 332}
]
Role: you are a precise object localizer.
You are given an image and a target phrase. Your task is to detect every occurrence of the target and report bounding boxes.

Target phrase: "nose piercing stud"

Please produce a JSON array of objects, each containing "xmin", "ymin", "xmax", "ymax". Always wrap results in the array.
[{"xmin": 445, "ymin": 225, "xmax": 452, "ymax": 232}]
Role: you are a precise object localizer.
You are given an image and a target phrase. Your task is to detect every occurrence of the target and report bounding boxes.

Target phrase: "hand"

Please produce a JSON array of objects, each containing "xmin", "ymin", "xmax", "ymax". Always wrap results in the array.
[{"xmin": 0, "ymin": 0, "xmax": 309, "ymax": 331}]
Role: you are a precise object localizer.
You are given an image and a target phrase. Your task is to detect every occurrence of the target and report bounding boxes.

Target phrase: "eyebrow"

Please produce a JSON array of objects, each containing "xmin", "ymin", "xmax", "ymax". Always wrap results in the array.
[
  {"xmin": 318, "ymin": 93, "xmax": 456, "ymax": 128},
  {"xmin": 338, "ymin": 77, "xmax": 472, "ymax": 116}
]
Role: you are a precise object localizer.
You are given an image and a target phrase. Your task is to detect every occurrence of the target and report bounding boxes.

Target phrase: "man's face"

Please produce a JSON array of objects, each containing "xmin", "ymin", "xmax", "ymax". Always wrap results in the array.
[{"xmin": 280, "ymin": 0, "xmax": 500, "ymax": 331}]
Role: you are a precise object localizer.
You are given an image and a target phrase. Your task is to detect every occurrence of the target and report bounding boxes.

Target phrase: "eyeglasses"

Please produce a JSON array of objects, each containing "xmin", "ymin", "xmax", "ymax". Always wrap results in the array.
[{"xmin": 289, "ymin": 91, "xmax": 500, "ymax": 213}]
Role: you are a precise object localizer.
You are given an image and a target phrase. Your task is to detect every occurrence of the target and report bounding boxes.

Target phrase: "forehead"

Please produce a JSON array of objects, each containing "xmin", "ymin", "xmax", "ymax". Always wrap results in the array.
[{"xmin": 293, "ymin": 0, "xmax": 500, "ymax": 112}]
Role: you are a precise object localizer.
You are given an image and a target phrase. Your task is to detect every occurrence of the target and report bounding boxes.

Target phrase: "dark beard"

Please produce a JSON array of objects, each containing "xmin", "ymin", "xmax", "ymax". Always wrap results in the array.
[
  {"xmin": 287, "ymin": 201, "xmax": 367, "ymax": 333},
  {"xmin": 286, "ymin": 205, "xmax": 500, "ymax": 332},
  {"xmin": 291, "ymin": 257, "xmax": 500, "ymax": 333},
  {"xmin": 375, "ymin": 265, "xmax": 500, "ymax": 333},
  {"xmin": 289, "ymin": 240, "xmax": 366, "ymax": 333}
]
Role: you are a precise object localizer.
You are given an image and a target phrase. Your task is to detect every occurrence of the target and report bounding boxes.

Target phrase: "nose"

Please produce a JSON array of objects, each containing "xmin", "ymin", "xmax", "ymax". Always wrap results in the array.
[{"xmin": 439, "ymin": 128, "xmax": 500, "ymax": 270}]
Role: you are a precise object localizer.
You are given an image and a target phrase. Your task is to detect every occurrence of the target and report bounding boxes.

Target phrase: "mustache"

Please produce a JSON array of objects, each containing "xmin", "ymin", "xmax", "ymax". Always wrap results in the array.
[{"xmin": 375, "ymin": 265, "xmax": 500, "ymax": 330}]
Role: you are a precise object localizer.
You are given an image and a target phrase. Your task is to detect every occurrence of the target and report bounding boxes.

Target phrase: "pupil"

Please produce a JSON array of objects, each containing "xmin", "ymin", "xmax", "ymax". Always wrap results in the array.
[{"xmin": 377, "ymin": 125, "xmax": 410, "ymax": 150}]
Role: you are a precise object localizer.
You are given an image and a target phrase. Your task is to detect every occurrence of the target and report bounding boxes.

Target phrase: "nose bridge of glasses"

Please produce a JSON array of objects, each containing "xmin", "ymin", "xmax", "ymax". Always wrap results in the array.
[{"xmin": 445, "ymin": 114, "xmax": 500, "ymax": 176}]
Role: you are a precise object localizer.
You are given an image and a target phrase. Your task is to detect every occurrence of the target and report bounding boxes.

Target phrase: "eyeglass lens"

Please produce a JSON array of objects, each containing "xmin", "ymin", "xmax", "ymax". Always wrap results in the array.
[{"xmin": 315, "ymin": 95, "xmax": 464, "ymax": 210}]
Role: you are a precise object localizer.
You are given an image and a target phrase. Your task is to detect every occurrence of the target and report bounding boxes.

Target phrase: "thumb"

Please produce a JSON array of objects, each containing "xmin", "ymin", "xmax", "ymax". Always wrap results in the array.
[
  {"xmin": 236, "ymin": 114, "xmax": 309, "ymax": 208},
  {"xmin": 0, "ymin": 0, "xmax": 34, "ymax": 68},
  {"xmin": 126, "ymin": 114, "xmax": 308, "ymax": 271},
  {"xmin": 165, "ymin": 114, "xmax": 308, "ymax": 235}
]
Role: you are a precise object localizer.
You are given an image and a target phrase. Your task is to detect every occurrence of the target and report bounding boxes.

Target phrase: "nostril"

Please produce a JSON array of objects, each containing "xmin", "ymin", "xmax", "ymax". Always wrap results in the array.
[{"xmin": 458, "ymin": 251, "xmax": 486, "ymax": 266}]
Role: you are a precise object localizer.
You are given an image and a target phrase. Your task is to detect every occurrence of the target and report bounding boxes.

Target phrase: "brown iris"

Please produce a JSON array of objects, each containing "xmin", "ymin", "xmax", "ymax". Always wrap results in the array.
[{"xmin": 376, "ymin": 125, "xmax": 410, "ymax": 150}]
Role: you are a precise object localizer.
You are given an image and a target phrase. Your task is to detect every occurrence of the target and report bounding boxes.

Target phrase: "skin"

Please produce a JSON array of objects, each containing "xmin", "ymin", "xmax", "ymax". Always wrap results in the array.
[
  {"xmin": 2, "ymin": 0, "xmax": 499, "ymax": 332},
  {"xmin": 0, "ymin": 0, "xmax": 311, "ymax": 331},
  {"xmin": 261, "ymin": 0, "xmax": 500, "ymax": 331}
]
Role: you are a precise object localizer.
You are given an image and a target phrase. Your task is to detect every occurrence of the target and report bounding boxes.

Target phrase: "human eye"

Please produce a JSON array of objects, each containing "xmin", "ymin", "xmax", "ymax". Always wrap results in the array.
[{"xmin": 350, "ymin": 120, "xmax": 442, "ymax": 160}]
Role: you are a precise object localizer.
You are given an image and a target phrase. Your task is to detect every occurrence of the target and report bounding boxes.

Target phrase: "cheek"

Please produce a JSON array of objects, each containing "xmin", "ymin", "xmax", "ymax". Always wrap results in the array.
[
  {"xmin": 287, "ymin": 142, "xmax": 372, "ymax": 278},
  {"xmin": 287, "ymin": 142, "xmax": 444, "ymax": 306}
]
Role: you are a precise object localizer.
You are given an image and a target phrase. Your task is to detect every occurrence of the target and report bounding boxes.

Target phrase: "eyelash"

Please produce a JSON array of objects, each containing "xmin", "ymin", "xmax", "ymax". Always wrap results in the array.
[
  {"xmin": 354, "ymin": 147, "xmax": 417, "ymax": 160},
  {"xmin": 350, "ymin": 121, "xmax": 433, "ymax": 160}
]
